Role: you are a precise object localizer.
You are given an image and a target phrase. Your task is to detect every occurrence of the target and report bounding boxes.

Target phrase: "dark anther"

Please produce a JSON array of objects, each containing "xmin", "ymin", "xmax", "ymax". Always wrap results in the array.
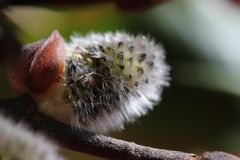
[
  {"xmin": 147, "ymin": 61, "xmax": 154, "ymax": 68},
  {"xmin": 137, "ymin": 67, "xmax": 144, "ymax": 75},
  {"xmin": 138, "ymin": 53, "xmax": 146, "ymax": 62},
  {"xmin": 118, "ymin": 64, "xmax": 125, "ymax": 70},
  {"xmin": 117, "ymin": 52, "xmax": 124, "ymax": 62},
  {"xmin": 118, "ymin": 41, "xmax": 123, "ymax": 48},
  {"xmin": 128, "ymin": 46, "xmax": 134, "ymax": 52},
  {"xmin": 99, "ymin": 45, "xmax": 105, "ymax": 52},
  {"xmin": 134, "ymin": 81, "xmax": 138, "ymax": 86},
  {"xmin": 128, "ymin": 57, "xmax": 133, "ymax": 64},
  {"xmin": 145, "ymin": 79, "xmax": 149, "ymax": 83},
  {"xmin": 128, "ymin": 74, "xmax": 132, "ymax": 80}
]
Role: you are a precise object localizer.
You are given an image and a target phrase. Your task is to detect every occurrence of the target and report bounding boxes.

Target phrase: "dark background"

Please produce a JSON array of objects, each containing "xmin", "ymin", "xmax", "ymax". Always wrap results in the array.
[{"xmin": 1, "ymin": 0, "xmax": 240, "ymax": 159}]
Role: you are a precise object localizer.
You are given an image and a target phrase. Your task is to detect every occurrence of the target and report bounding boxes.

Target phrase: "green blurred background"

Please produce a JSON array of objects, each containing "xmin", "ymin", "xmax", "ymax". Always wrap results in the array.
[{"xmin": 1, "ymin": 0, "xmax": 240, "ymax": 159}]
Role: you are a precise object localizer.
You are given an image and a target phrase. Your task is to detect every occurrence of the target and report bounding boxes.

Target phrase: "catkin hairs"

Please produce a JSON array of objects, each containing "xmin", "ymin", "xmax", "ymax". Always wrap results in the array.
[{"xmin": 8, "ymin": 31, "xmax": 170, "ymax": 133}]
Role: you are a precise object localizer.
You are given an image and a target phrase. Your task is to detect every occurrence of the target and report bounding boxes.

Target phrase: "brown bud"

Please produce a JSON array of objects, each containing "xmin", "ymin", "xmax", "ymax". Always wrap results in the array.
[{"xmin": 8, "ymin": 30, "xmax": 66, "ymax": 96}]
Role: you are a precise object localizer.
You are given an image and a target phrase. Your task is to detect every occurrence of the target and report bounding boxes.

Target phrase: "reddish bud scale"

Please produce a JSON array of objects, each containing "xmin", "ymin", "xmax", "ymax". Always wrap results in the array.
[{"xmin": 8, "ymin": 31, "xmax": 66, "ymax": 97}]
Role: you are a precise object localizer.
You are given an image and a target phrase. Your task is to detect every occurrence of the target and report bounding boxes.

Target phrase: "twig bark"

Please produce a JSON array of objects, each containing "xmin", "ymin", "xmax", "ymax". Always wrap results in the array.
[{"xmin": 0, "ymin": 96, "xmax": 239, "ymax": 160}]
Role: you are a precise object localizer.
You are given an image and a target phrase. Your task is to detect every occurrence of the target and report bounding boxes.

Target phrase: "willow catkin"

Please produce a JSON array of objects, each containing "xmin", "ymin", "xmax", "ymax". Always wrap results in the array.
[
  {"xmin": 46, "ymin": 32, "xmax": 169, "ymax": 132},
  {"xmin": 0, "ymin": 114, "xmax": 65, "ymax": 160},
  {"xmin": 9, "ymin": 31, "xmax": 170, "ymax": 133}
]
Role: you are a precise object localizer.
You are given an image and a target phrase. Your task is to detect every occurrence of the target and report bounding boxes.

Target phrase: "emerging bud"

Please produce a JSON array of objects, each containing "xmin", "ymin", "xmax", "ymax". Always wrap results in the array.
[
  {"xmin": 8, "ymin": 31, "xmax": 66, "ymax": 98},
  {"xmin": 9, "ymin": 31, "xmax": 170, "ymax": 133}
]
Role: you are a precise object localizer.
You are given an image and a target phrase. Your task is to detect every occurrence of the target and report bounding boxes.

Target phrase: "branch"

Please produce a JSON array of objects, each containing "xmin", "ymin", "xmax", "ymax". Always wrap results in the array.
[{"xmin": 0, "ymin": 96, "xmax": 239, "ymax": 160}]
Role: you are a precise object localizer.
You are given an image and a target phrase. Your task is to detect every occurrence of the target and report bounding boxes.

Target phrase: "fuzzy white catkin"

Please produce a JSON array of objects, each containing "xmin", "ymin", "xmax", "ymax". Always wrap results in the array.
[
  {"xmin": 65, "ymin": 32, "xmax": 170, "ymax": 132},
  {"xmin": 39, "ymin": 31, "xmax": 170, "ymax": 133},
  {"xmin": 0, "ymin": 114, "xmax": 65, "ymax": 160}
]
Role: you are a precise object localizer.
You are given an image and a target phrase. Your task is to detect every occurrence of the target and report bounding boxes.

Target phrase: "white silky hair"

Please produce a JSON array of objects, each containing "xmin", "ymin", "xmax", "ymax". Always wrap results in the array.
[
  {"xmin": 0, "ymin": 114, "xmax": 64, "ymax": 160},
  {"xmin": 65, "ymin": 32, "xmax": 170, "ymax": 133}
]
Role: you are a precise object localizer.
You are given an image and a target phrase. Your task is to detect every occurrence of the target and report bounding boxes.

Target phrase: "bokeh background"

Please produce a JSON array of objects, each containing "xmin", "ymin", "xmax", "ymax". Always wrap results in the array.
[{"xmin": 1, "ymin": 0, "xmax": 240, "ymax": 159}]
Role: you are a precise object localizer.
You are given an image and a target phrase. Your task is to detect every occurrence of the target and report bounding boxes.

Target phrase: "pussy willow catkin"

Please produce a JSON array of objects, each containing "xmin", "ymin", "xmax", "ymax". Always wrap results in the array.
[
  {"xmin": 9, "ymin": 31, "xmax": 170, "ymax": 133},
  {"xmin": 0, "ymin": 114, "xmax": 64, "ymax": 160}
]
